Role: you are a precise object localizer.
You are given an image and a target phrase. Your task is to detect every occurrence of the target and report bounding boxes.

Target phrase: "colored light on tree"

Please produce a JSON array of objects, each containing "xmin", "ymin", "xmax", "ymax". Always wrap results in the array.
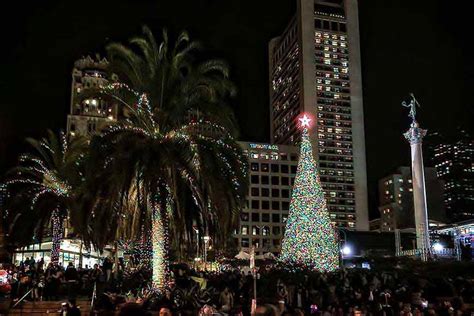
[{"xmin": 280, "ymin": 120, "xmax": 339, "ymax": 272}]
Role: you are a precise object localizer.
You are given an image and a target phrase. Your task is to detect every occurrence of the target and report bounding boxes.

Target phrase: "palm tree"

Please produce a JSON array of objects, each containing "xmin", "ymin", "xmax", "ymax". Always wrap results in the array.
[
  {"xmin": 105, "ymin": 25, "xmax": 238, "ymax": 135},
  {"xmin": 81, "ymin": 26, "xmax": 248, "ymax": 288},
  {"xmin": 6, "ymin": 130, "xmax": 88, "ymax": 264}
]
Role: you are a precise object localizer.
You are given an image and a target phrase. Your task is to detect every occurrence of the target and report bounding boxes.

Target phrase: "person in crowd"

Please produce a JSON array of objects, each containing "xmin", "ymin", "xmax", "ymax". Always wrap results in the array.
[
  {"xmin": 102, "ymin": 256, "xmax": 113, "ymax": 282},
  {"xmin": 159, "ymin": 306, "xmax": 173, "ymax": 316},
  {"xmin": 219, "ymin": 286, "xmax": 234, "ymax": 312},
  {"xmin": 91, "ymin": 263, "xmax": 106, "ymax": 298},
  {"xmin": 65, "ymin": 262, "xmax": 79, "ymax": 300},
  {"xmin": 63, "ymin": 298, "xmax": 81, "ymax": 316}
]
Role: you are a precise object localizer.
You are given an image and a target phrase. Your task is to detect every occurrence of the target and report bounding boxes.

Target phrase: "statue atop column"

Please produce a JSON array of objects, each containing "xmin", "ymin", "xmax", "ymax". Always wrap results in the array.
[
  {"xmin": 402, "ymin": 93, "xmax": 421, "ymax": 124},
  {"xmin": 402, "ymin": 93, "xmax": 430, "ymax": 261},
  {"xmin": 403, "ymin": 93, "xmax": 426, "ymax": 144}
]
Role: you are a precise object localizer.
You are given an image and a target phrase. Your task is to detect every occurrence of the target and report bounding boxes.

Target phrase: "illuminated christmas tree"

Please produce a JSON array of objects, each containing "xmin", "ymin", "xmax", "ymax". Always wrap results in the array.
[{"xmin": 280, "ymin": 114, "xmax": 339, "ymax": 272}]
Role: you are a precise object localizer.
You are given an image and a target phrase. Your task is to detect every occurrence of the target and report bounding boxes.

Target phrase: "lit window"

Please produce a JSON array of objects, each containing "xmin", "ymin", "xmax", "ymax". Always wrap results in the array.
[{"xmin": 252, "ymin": 226, "xmax": 259, "ymax": 235}]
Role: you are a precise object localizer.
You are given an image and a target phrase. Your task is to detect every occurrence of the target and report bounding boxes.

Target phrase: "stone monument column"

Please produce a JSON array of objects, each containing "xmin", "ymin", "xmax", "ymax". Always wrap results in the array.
[{"xmin": 403, "ymin": 95, "xmax": 430, "ymax": 261}]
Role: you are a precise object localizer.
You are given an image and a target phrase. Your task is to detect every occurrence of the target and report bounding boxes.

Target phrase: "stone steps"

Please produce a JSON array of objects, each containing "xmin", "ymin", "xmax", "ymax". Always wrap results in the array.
[{"xmin": 8, "ymin": 300, "xmax": 91, "ymax": 315}]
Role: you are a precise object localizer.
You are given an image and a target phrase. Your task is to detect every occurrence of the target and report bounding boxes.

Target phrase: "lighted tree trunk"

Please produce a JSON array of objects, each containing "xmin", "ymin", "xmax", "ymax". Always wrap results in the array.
[
  {"xmin": 150, "ymin": 191, "xmax": 171, "ymax": 290},
  {"xmin": 51, "ymin": 209, "xmax": 63, "ymax": 265}
]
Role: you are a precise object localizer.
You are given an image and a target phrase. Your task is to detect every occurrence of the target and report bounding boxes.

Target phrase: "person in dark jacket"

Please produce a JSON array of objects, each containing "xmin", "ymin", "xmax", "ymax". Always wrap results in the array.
[{"xmin": 65, "ymin": 262, "xmax": 78, "ymax": 300}]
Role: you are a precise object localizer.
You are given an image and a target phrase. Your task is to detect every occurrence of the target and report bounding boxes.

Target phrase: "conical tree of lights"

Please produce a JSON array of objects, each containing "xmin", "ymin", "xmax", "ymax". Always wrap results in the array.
[{"xmin": 280, "ymin": 114, "xmax": 340, "ymax": 272}]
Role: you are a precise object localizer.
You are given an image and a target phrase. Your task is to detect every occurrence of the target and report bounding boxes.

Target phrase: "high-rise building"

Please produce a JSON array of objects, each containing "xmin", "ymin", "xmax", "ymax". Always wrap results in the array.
[
  {"xmin": 426, "ymin": 130, "xmax": 474, "ymax": 222},
  {"xmin": 0, "ymin": 184, "xmax": 8, "ymax": 261},
  {"xmin": 268, "ymin": 0, "xmax": 368, "ymax": 230},
  {"xmin": 234, "ymin": 142, "xmax": 299, "ymax": 255},
  {"xmin": 377, "ymin": 167, "xmax": 446, "ymax": 232},
  {"xmin": 67, "ymin": 55, "xmax": 118, "ymax": 136}
]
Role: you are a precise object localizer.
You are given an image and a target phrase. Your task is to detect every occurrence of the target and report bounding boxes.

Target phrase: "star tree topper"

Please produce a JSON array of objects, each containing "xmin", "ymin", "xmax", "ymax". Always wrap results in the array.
[{"xmin": 299, "ymin": 114, "xmax": 312, "ymax": 129}]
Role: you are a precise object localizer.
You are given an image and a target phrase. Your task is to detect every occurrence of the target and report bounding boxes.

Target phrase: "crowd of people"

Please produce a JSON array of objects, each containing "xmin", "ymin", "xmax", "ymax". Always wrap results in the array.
[
  {"xmin": 0, "ymin": 257, "xmax": 474, "ymax": 315},
  {"xmin": 0, "ymin": 256, "xmax": 116, "ymax": 302},
  {"xmin": 91, "ymin": 258, "xmax": 474, "ymax": 315}
]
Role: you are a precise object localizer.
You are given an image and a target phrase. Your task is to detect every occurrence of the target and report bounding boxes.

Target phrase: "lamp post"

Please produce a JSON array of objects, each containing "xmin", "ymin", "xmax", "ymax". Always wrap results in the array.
[
  {"xmin": 454, "ymin": 227, "xmax": 462, "ymax": 261},
  {"xmin": 203, "ymin": 236, "xmax": 210, "ymax": 271},
  {"xmin": 193, "ymin": 227, "xmax": 199, "ymax": 268},
  {"xmin": 338, "ymin": 228, "xmax": 347, "ymax": 267},
  {"xmin": 250, "ymin": 246, "xmax": 257, "ymax": 314}
]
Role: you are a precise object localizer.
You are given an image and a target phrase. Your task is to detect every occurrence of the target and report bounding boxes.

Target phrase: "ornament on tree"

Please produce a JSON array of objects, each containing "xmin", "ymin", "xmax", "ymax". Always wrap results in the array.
[{"xmin": 280, "ymin": 114, "xmax": 339, "ymax": 272}]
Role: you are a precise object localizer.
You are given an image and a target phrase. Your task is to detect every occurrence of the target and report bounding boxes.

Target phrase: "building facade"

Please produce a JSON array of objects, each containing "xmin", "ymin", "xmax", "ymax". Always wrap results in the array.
[
  {"xmin": 234, "ymin": 142, "xmax": 299, "ymax": 255},
  {"xmin": 426, "ymin": 130, "xmax": 474, "ymax": 222},
  {"xmin": 12, "ymin": 56, "xmax": 120, "ymax": 267},
  {"xmin": 67, "ymin": 55, "xmax": 118, "ymax": 136},
  {"xmin": 377, "ymin": 167, "xmax": 446, "ymax": 232},
  {"xmin": 268, "ymin": 0, "xmax": 368, "ymax": 230}
]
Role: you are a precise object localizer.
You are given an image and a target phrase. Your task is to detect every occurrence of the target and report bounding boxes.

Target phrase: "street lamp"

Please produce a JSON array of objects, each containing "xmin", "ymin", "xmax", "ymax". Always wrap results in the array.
[
  {"xmin": 432, "ymin": 242, "xmax": 444, "ymax": 253},
  {"xmin": 342, "ymin": 245, "xmax": 352, "ymax": 256}
]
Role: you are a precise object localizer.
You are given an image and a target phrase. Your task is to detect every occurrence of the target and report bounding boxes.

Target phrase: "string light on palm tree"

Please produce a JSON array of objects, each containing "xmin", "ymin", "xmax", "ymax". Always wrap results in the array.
[
  {"xmin": 81, "ymin": 26, "xmax": 248, "ymax": 289},
  {"xmin": 6, "ymin": 131, "xmax": 88, "ymax": 265}
]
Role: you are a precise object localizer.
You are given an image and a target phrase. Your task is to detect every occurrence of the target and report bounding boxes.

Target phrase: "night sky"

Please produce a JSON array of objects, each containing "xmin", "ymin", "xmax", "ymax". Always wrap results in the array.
[{"xmin": 1, "ymin": 0, "xmax": 473, "ymax": 218}]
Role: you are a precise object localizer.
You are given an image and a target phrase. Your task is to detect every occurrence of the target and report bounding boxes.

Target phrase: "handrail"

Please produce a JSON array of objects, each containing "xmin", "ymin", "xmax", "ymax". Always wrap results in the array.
[
  {"xmin": 12, "ymin": 288, "xmax": 33, "ymax": 309},
  {"xmin": 90, "ymin": 281, "xmax": 97, "ymax": 311}
]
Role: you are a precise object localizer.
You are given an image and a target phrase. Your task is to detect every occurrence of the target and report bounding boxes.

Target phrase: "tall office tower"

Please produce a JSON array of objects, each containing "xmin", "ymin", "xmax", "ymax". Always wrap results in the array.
[
  {"xmin": 67, "ymin": 55, "xmax": 118, "ymax": 136},
  {"xmin": 426, "ymin": 130, "xmax": 474, "ymax": 222},
  {"xmin": 377, "ymin": 167, "xmax": 446, "ymax": 232},
  {"xmin": 235, "ymin": 142, "xmax": 299, "ymax": 255},
  {"xmin": 268, "ymin": 0, "xmax": 368, "ymax": 230}
]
